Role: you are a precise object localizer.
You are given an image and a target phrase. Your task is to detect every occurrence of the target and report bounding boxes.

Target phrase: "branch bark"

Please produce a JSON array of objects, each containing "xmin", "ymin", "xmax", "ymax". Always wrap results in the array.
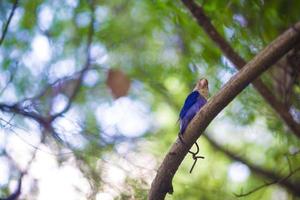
[
  {"xmin": 153, "ymin": 82, "xmax": 300, "ymax": 195},
  {"xmin": 0, "ymin": 103, "xmax": 49, "ymax": 126},
  {"xmin": 152, "ymin": 83, "xmax": 300, "ymax": 196},
  {"xmin": 148, "ymin": 22, "xmax": 300, "ymax": 200},
  {"xmin": 181, "ymin": 0, "xmax": 300, "ymax": 138}
]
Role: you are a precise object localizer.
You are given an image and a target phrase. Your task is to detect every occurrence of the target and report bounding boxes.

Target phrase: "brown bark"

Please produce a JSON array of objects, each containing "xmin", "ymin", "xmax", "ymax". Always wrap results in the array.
[
  {"xmin": 148, "ymin": 22, "xmax": 300, "ymax": 200},
  {"xmin": 181, "ymin": 0, "xmax": 300, "ymax": 138},
  {"xmin": 154, "ymin": 84, "xmax": 300, "ymax": 196}
]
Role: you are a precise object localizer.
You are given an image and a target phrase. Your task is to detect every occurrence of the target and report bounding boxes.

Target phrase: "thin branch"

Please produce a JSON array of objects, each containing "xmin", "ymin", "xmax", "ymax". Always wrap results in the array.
[
  {"xmin": 51, "ymin": 0, "xmax": 95, "ymax": 120},
  {"xmin": 181, "ymin": 0, "xmax": 300, "ymax": 138},
  {"xmin": 0, "ymin": 102, "xmax": 66, "ymax": 145},
  {"xmin": 148, "ymin": 22, "xmax": 300, "ymax": 200},
  {"xmin": 0, "ymin": 103, "xmax": 49, "ymax": 126},
  {"xmin": 0, "ymin": 0, "xmax": 96, "ymax": 144},
  {"xmin": 234, "ymin": 167, "xmax": 300, "ymax": 197},
  {"xmin": 21, "ymin": 68, "xmax": 84, "ymax": 103},
  {"xmin": 204, "ymin": 133, "xmax": 300, "ymax": 197},
  {"xmin": 0, "ymin": 117, "xmax": 70, "ymax": 155},
  {"xmin": 0, "ymin": 64, "xmax": 17, "ymax": 96},
  {"xmin": 0, "ymin": 150, "xmax": 23, "ymax": 200},
  {"xmin": 0, "ymin": 173, "xmax": 23, "ymax": 200},
  {"xmin": 0, "ymin": 138, "xmax": 41, "ymax": 200},
  {"xmin": 0, "ymin": 0, "xmax": 18, "ymax": 46}
]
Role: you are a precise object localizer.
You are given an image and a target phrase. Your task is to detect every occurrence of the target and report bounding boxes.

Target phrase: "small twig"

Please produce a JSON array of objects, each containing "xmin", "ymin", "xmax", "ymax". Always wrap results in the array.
[
  {"xmin": 0, "ymin": 135, "xmax": 47, "ymax": 200},
  {"xmin": 0, "ymin": 173, "xmax": 23, "ymax": 200},
  {"xmin": 0, "ymin": 63, "xmax": 17, "ymax": 96},
  {"xmin": 234, "ymin": 167, "xmax": 300, "ymax": 197},
  {"xmin": 188, "ymin": 142, "xmax": 204, "ymax": 173},
  {"xmin": 178, "ymin": 135, "xmax": 205, "ymax": 173},
  {"xmin": 0, "ymin": 103, "xmax": 47, "ymax": 125},
  {"xmin": 205, "ymin": 133, "xmax": 300, "ymax": 197},
  {"xmin": 21, "ymin": 69, "xmax": 83, "ymax": 102},
  {"xmin": 0, "ymin": 2, "xmax": 131, "ymax": 154},
  {"xmin": 0, "ymin": 0, "xmax": 18, "ymax": 46},
  {"xmin": 51, "ymin": 0, "xmax": 95, "ymax": 120},
  {"xmin": 0, "ymin": 117, "xmax": 72, "ymax": 156},
  {"xmin": 0, "ymin": 113, "xmax": 16, "ymax": 128}
]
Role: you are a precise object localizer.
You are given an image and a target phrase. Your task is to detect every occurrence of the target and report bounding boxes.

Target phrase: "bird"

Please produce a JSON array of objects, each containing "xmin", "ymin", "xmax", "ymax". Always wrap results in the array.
[
  {"xmin": 178, "ymin": 78, "xmax": 209, "ymax": 173},
  {"xmin": 179, "ymin": 78, "xmax": 209, "ymax": 136}
]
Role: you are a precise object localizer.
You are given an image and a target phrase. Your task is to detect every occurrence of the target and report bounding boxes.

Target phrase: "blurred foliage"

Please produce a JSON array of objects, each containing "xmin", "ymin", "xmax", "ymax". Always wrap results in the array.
[{"xmin": 0, "ymin": 0, "xmax": 300, "ymax": 199}]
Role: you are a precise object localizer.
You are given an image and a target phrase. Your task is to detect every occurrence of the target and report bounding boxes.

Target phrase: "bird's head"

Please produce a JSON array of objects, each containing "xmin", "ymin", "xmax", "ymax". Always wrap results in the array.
[{"xmin": 194, "ymin": 78, "xmax": 209, "ymax": 99}]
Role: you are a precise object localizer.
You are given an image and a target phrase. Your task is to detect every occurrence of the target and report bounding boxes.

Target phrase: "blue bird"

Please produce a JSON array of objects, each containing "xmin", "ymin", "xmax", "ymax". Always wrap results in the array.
[
  {"xmin": 178, "ymin": 78, "xmax": 209, "ymax": 173},
  {"xmin": 179, "ymin": 78, "xmax": 209, "ymax": 135}
]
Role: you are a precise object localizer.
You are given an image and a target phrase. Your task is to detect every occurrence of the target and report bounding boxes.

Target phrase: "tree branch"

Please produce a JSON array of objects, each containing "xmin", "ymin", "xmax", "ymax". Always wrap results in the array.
[
  {"xmin": 153, "ymin": 82, "xmax": 300, "ymax": 195},
  {"xmin": 234, "ymin": 167, "xmax": 300, "ymax": 197},
  {"xmin": 204, "ymin": 133, "xmax": 300, "ymax": 197},
  {"xmin": 152, "ymin": 82, "xmax": 300, "ymax": 196},
  {"xmin": 0, "ymin": 136, "xmax": 44, "ymax": 200},
  {"xmin": 51, "ymin": 0, "xmax": 95, "ymax": 120},
  {"xmin": 0, "ymin": 103, "xmax": 49, "ymax": 126},
  {"xmin": 148, "ymin": 22, "xmax": 300, "ymax": 200},
  {"xmin": 0, "ymin": 1, "xmax": 96, "ymax": 143},
  {"xmin": 0, "ymin": 0, "xmax": 19, "ymax": 46},
  {"xmin": 181, "ymin": 0, "xmax": 300, "ymax": 138},
  {"xmin": 0, "ymin": 173, "xmax": 23, "ymax": 200}
]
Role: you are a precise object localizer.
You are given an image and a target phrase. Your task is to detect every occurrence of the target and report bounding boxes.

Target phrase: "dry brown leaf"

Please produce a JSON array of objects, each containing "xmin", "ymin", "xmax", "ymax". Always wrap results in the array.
[{"xmin": 106, "ymin": 69, "xmax": 130, "ymax": 98}]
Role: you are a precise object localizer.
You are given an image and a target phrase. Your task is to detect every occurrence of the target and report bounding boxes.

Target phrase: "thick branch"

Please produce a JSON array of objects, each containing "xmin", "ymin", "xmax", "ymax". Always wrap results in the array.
[
  {"xmin": 154, "ymin": 83, "xmax": 300, "ymax": 194},
  {"xmin": 148, "ymin": 22, "xmax": 300, "ymax": 200},
  {"xmin": 0, "ymin": 0, "xmax": 18, "ymax": 46},
  {"xmin": 204, "ymin": 134, "xmax": 300, "ymax": 196},
  {"xmin": 181, "ymin": 0, "xmax": 300, "ymax": 138},
  {"xmin": 153, "ymin": 83, "xmax": 300, "ymax": 196}
]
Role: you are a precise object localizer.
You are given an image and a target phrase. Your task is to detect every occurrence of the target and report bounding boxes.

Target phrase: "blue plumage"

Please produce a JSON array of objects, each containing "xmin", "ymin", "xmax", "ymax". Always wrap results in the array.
[
  {"xmin": 178, "ymin": 78, "xmax": 208, "ymax": 173},
  {"xmin": 179, "ymin": 91, "xmax": 199, "ymax": 119},
  {"xmin": 179, "ymin": 91, "xmax": 207, "ymax": 135}
]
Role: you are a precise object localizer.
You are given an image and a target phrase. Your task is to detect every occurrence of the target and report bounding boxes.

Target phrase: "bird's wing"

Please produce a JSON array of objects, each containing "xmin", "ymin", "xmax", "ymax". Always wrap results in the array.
[
  {"xmin": 179, "ymin": 91, "xmax": 199, "ymax": 119},
  {"xmin": 196, "ymin": 94, "xmax": 207, "ymax": 109},
  {"xmin": 179, "ymin": 93, "xmax": 207, "ymax": 134}
]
